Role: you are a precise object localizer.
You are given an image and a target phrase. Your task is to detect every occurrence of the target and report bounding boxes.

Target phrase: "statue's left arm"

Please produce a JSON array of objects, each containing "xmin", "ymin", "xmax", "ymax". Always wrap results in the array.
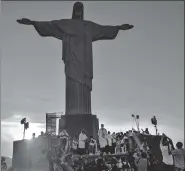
[{"xmin": 89, "ymin": 21, "xmax": 134, "ymax": 42}]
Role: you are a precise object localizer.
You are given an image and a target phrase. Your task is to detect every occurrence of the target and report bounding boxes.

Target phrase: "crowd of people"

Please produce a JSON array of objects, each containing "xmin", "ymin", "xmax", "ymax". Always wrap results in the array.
[{"xmin": 31, "ymin": 124, "xmax": 184, "ymax": 171}]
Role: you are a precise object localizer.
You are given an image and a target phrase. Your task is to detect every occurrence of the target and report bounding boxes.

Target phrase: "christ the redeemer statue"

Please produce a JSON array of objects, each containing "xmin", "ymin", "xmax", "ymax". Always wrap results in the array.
[{"xmin": 17, "ymin": 2, "xmax": 134, "ymax": 115}]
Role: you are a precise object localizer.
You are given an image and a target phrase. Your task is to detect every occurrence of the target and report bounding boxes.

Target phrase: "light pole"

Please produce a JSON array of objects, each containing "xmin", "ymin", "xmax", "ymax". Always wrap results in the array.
[
  {"xmin": 20, "ymin": 118, "xmax": 29, "ymax": 139},
  {"xmin": 131, "ymin": 114, "xmax": 135, "ymax": 130},
  {"xmin": 151, "ymin": 116, "xmax": 158, "ymax": 135},
  {"xmin": 136, "ymin": 115, "xmax": 140, "ymax": 132},
  {"xmin": 131, "ymin": 114, "xmax": 140, "ymax": 132}
]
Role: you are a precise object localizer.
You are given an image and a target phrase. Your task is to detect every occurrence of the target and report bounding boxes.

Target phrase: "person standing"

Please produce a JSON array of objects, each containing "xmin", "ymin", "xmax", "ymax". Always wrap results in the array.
[
  {"xmin": 145, "ymin": 128, "xmax": 149, "ymax": 135},
  {"xmin": 121, "ymin": 135, "xmax": 129, "ymax": 153},
  {"xmin": 112, "ymin": 132, "xmax": 117, "ymax": 154},
  {"xmin": 160, "ymin": 133, "xmax": 174, "ymax": 171},
  {"xmin": 106, "ymin": 131, "xmax": 113, "ymax": 154},
  {"xmin": 71, "ymin": 136, "xmax": 78, "ymax": 154},
  {"xmin": 58, "ymin": 129, "xmax": 69, "ymax": 153},
  {"xmin": 32, "ymin": 133, "xmax": 36, "ymax": 139},
  {"xmin": 78, "ymin": 130, "xmax": 88, "ymax": 155},
  {"xmin": 133, "ymin": 148, "xmax": 141, "ymax": 170},
  {"xmin": 171, "ymin": 142, "xmax": 185, "ymax": 171},
  {"xmin": 122, "ymin": 157, "xmax": 131, "ymax": 171},
  {"xmin": 115, "ymin": 136, "xmax": 122, "ymax": 154},
  {"xmin": 38, "ymin": 131, "xmax": 44, "ymax": 138},
  {"xmin": 98, "ymin": 124, "xmax": 107, "ymax": 153},
  {"xmin": 88, "ymin": 136, "xmax": 97, "ymax": 154},
  {"xmin": 135, "ymin": 152, "xmax": 148, "ymax": 171}
]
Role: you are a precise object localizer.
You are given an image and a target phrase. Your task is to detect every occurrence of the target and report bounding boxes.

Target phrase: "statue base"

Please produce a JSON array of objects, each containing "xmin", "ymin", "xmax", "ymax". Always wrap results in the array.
[{"xmin": 59, "ymin": 114, "xmax": 99, "ymax": 138}]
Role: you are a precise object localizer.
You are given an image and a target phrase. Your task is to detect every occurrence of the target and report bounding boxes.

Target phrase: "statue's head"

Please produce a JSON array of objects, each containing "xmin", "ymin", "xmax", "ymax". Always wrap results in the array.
[{"xmin": 72, "ymin": 2, "xmax": 84, "ymax": 20}]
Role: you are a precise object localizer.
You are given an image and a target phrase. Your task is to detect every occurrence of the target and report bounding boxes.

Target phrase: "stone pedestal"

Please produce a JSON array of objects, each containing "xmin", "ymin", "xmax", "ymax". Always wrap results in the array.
[
  {"xmin": 59, "ymin": 114, "xmax": 99, "ymax": 138},
  {"xmin": 12, "ymin": 138, "xmax": 49, "ymax": 169},
  {"xmin": 12, "ymin": 140, "xmax": 31, "ymax": 168}
]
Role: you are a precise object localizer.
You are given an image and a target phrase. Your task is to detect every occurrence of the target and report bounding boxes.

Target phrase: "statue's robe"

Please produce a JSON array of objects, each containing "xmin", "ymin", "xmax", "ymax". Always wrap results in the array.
[{"xmin": 33, "ymin": 19, "xmax": 119, "ymax": 115}]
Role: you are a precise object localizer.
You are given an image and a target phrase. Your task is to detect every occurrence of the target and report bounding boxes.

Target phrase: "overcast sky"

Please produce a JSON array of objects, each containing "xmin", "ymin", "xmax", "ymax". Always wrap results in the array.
[{"xmin": 1, "ymin": 1, "xmax": 184, "ymax": 157}]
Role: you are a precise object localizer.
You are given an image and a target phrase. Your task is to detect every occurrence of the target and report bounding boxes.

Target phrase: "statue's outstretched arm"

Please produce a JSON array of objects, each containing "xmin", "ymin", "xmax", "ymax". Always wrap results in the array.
[
  {"xmin": 119, "ymin": 24, "xmax": 134, "ymax": 30},
  {"xmin": 90, "ymin": 21, "xmax": 134, "ymax": 42},
  {"xmin": 17, "ymin": 18, "xmax": 33, "ymax": 25},
  {"xmin": 17, "ymin": 18, "xmax": 63, "ymax": 40}
]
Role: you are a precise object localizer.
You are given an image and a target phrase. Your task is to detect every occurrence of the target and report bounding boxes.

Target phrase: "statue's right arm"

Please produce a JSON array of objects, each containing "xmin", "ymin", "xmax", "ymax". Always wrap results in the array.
[
  {"xmin": 17, "ymin": 18, "xmax": 33, "ymax": 25},
  {"xmin": 17, "ymin": 18, "xmax": 63, "ymax": 39}
]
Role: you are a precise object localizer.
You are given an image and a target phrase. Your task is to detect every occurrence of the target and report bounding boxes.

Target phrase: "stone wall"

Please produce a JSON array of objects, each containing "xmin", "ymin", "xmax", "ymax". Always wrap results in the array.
[
  {"xmin": 139, "ymin": 134, "xmax": 163, "ymax": 161},
  {"xmin": 12, "ymin": 137, "xmax": 49, "ymax": 169},
  {"xmin": 59, "ymin": 114, "xmax": 99, "ymax": 138}
]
